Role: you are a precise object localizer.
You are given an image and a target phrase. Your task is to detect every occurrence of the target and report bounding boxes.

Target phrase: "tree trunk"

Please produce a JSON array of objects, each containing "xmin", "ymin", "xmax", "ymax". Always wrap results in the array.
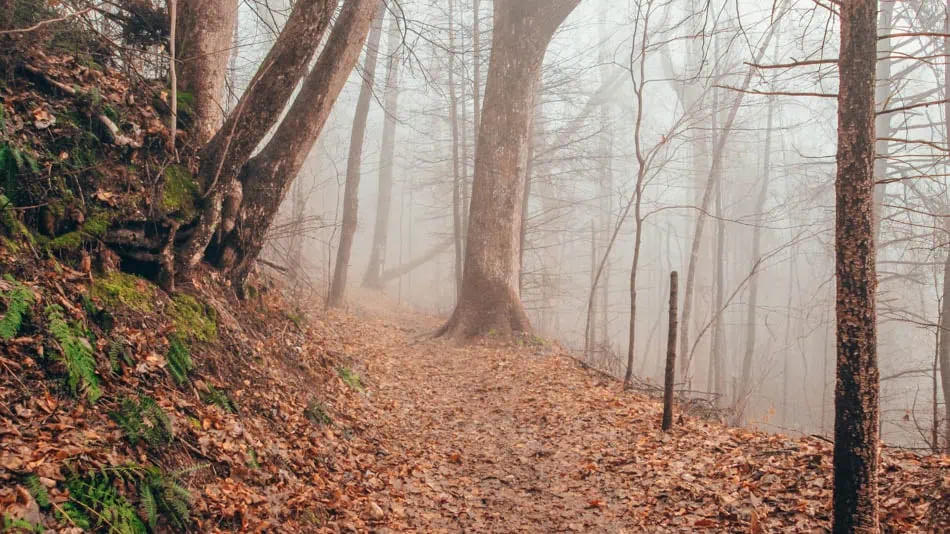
[
  {"xmin": 662, "ymin": 271, "xmax": 679, "ymax": 431},
  {"xmin": 734, "ymin": 81, "xmax": 777, "ymax": 424},
  {"xmin": 678, "ymin": 14, "xmax": 785, "ymax": 383},
  {"xmin": 872, "ymin": 1, "xmax": 893, "ymax": 241},
  {"xmin": 216, "ymin": 0, "xmax": 381, "ymax": 294},
  {"xmin": 940, "ymin": 0, "xmax": 950, "ymax": 454},
  {"xmin": 833, "ymin": 2, "xmax": 879, "ymax": 532},
  {"xmin": 175, "ymin": 0, "xmax": 239, "ymax": 144},
  {"xmin": 362, "ymin": 15, "xmax": 402, "ymax": 290},
  {"xmin": 448, "ymin": 0, "xmax": 464, "ymax": 300},
  {"xmin": 176, "ymin": 0, "xmax": 339, "ymax": 276},
  {"xmin": 939, "ymin": 222, "xmax": 950, "ymax": 452},
  {"xmin": 438, "ymin": 0, "xmax": 580, "ymax": 339},
  {"xmin": 326, "ymin": 1, "xmax": 387, "ymax": 308}
]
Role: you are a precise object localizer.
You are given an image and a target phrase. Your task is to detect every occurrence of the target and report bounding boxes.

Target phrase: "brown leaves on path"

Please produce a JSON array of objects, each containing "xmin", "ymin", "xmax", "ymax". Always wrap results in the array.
[{"xmin": 343, "ymin": 310, "xmax": 947, "ymax": 533}]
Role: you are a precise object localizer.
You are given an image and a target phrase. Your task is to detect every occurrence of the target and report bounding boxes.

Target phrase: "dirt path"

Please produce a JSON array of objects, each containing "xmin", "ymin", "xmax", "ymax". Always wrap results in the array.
[{"xmin": 338, "ymin": 310, "xmax": 945, "ymax": 533}]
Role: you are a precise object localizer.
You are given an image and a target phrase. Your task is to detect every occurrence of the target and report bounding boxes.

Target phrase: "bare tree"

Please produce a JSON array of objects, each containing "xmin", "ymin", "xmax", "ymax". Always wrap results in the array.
[
  {"xmin": 437, "ymin": 0, "xmax": 581, "ymax": 339},
  {"xmin": 328, "ymin": 1, "xmax": 388, "ymax": 308},
  {"xmin": 176, "ymin": 0, "xmax": 339, "ymax": 276},
  {"xmin": 213, "ymin": 0, "xmax": 381, "ymax": 293},
  {"xmin": 833, "ymin": 1, "xmax": 880, "ymax": 531},
  {"xmin": 362, "ymin": 13, "xmax": 403, "ymax": 290}
]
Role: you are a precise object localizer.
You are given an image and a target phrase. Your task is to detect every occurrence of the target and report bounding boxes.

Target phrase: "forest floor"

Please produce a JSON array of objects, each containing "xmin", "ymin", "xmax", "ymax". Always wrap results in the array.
[{"xmin": 337, "ymin": 294, "xmax": 948, "ymax": 533}]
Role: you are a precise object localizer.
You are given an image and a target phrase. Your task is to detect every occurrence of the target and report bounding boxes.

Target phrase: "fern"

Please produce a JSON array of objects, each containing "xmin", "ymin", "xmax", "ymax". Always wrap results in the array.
[
  {"xmin": 110, "ymin": 396, "xmax": 173, "ymax": 448},
  {"xmin": 25, "ymin": 475, "xmax": 50, "ymax": 509},
  {"xmin": 1, "ymin": 514, "xmax": 42, "ymax": 533},
  {"xmin": 46, "ymin": 305, "xmax": 100, "ymax": 402},
  {"xmin": 0, "ymin": 280, "xmax": 34, "ymax": 340},
  {"xmin": 138, "ymin": 483, "xmax": 157, "ymax": 529},
  {"xmin": 165, "ymin": 335, "xmax": 193, "ymax": 386},
  {"xmin": 64, "ymin": 471, "xmax": 146, "ymax": 534},
  {"xmin": 199, "ymin": 385, "xmax": 233, "ymax": 412}
]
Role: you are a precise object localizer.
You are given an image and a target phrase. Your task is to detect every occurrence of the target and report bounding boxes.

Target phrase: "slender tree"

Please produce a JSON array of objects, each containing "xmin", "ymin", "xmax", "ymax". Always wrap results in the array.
[
  {"xmin": 362, "ymin": 14, "xmax": 403, "ymax": 290},
  {"xmin": 437, "ymin": 0, "xmax": 581, "ymax": 339},
  {"xmin": 833, "ymin": 1, "xmax": 880, "ymax": 532},
  {"xmin": 328, "ymin": 1, "xmax": 388, "ymax": 307}
]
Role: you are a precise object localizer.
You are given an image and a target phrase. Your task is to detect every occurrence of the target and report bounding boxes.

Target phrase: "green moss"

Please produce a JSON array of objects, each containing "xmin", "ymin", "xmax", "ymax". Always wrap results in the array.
[
  {"xmin": 46, "ymin": 212, "xmax": 112, "ymax": 252},
  {"xmin": 163, "ymin": 165, "xmax": 199, "ymax": 220},
  {"xmin": 170, "ymin": 294, "xmax": 216, "ymax": 342},
  {"xmin": 0, "ymin": 194, "xmax": 34, "ymax": 246},
  {"xmin": 90, "ymin": 272, "xmax": 156, "ymax": 313}
]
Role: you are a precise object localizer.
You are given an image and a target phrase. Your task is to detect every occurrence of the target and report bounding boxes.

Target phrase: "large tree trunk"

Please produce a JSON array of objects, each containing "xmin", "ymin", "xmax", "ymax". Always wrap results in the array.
[
  {"xmin": 327, "ymin": 1, "xmax": 387, "ymax": 308},
  {"xmin": 833, "ymin": 2, "xmax": 879, "ymax": 532},
  {"xmin": 176, "ymin": 0, "xmax": 339, "ymax": 276},
  {"xmin": 175, "ymin": 0, "xmax": 239, "ymax": 144},
  {"xmin": 438, "ymin": 0, "xmax": 580, "ymax": 339},
  {"xmin": 215, "ymin": 0, "xmax": 381, "ymax": 294},
  {"xmin": 362, "ymin": 15, "xmax": 402, "ymax": 290}
]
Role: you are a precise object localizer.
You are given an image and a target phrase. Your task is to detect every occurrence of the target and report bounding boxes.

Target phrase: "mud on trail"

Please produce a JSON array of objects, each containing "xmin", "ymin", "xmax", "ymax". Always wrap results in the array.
[{"xmin": 339, "ymin": 303, "xmax": 946, "ymax": 533}]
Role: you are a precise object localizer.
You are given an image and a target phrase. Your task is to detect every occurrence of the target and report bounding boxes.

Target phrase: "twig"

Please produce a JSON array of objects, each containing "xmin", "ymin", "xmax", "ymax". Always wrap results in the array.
[{"xmin": 0, "ymin": 7, "xmax": 93, "ymax": 34}]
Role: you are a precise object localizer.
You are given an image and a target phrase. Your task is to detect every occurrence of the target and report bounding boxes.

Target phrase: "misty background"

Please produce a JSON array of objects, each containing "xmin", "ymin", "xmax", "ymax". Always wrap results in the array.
[{"xmin": 228, "ymin": 0, "xmax": 947, "ymax": 450}]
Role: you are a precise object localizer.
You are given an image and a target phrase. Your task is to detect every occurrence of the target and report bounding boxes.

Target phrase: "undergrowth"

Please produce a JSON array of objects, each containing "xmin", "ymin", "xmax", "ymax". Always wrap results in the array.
[
  {"xmin": 111, "ymin": 395, "xmax": 173, "ymax": 448},
  {"xmin": 170, "ymin": 294, "xmax": 216, "ymax": 342},
  {"xmin": 46, "ymin": 304, "xmax": 100, "ymax": 402},
  {"xmin": 165, "ymin": 335, "xmax": 193, "ymax": 386},
  {"xmin": 337, "ymin": 367, "xmax": 363, "ymax": 392},
  {"xmin": 62, "ymin": 464, "xmax": 193, "ymax": 533},
  {"xmin": 199, "ymin": 385, "xmax": 234, "ymax": 413},
  {"xmin": 90, "ymin": 273, "xmax": 156, "ymax": 313},
  {"xmin": 0, "ymin": 276, "xmax": 34, "ymax": 340}
]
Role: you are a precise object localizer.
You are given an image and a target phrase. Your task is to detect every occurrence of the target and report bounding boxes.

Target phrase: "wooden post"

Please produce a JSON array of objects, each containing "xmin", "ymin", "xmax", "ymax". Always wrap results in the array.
[{"xmin": 662, "ymin": 271, "xmax": 679, "ymax": 431}]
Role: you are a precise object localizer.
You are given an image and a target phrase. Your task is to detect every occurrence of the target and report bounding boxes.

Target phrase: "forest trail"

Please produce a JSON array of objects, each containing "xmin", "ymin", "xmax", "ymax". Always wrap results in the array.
[{"xmin": 338, "ymin": 300, "xmax": 945, "ymax": 533}]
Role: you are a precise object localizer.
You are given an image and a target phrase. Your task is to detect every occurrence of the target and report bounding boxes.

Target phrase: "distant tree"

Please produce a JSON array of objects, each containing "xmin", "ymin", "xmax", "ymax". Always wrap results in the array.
[
  {"xmin": 832, "ymin": 1, "xmax": 879, "ymax": 532},
  {"xmin": 437, "ymin": 0, "xmax": 581, "ymax": 339},
  {"xmin": 362, "ymin": 14, "xmax": 403, "ymax": 290},
  {"xmin": 328, "ymin": 1, "xmax": 388, "ymax": 307}
]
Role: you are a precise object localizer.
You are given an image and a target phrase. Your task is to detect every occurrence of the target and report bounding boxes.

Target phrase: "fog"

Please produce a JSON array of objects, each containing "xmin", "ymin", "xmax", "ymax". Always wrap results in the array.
[{"xmin": 230, "ymin": 0, "xmax": 948, "ymax": 450}]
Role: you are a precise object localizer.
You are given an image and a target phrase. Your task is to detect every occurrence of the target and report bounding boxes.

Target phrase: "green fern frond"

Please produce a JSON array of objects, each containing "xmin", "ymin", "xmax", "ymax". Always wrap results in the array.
[
  {"xmin": 110, "ymin": 396, "xmax": 173, "ymax": 448},
  {"xmin": 0, "ymin": 280, "xmax": 34, "ymax": 340},
  {"xmin": 46, "ymin": 305, "xmax": 100, "ymax": 402},
  {"xmin": 25, "ymin": 475, "xmax": 50, "ymax": 509},
  {"xmin": 138, "ymin": 482, "xmax": 157, "ymax": 529},
  {"xmin": 165, "ymin": 334, "xmax": 193, "ymax": 386}
]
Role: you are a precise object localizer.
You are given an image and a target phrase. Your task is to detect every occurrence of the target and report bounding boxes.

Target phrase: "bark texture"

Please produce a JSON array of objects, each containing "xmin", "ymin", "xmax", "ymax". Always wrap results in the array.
[
  {"xmin": 438, "ymin": 0, "xmax": 581, "ymax": 339},
  {"xmin": 176, "ymin": 0, "xmax": 339, "ymax": 275},
  {"xmin": 362, "ymin": 14, "xmax": 402, "ymax": 290},
  {"xmin": 328, "ymin": 1, "xmax": 387, "ymax": 308},
  {"xmin": 833, "ymin": 2, "xmax": 880, "ymax": 532},
  {"xmin": 216, "ymin": 0, "xmax": 381, "ymax": 293},
  {"xmin": 175, "ymin": 0, "xmax": 238, "ymax": 144}
]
